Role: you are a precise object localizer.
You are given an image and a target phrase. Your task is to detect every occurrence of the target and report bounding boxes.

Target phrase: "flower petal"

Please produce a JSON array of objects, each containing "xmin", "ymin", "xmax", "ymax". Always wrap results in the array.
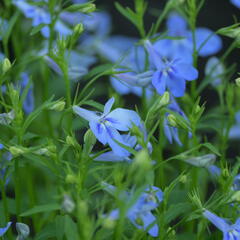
[
  {"xmin": 174, "ymin": 63, "xmax": 198, "ymax": 81},
  {"xmin": 152, "ymin": 71, "xmax": 167, "ymax": 95},
  {"xmin": 104, "ymin": 97, "xmax": 115, "ymax": 115},
  {"xmin": 73, "ymin": 106, "xmax": 99, "ymax": 122},
  {"xmin": 94, "ymin": 151, "xmax": 128, "ymax": 162},
  {"xmin": 89, "ymin": 121, "xmax": 107, "ymax": 145},
  {"xmin": 167, "ymin": 73, "xmax": 186, "ymax": 97},
  {"xmin": 0, "ymin": 222, "xmax": 12, "ymax": 237},
  {"xmin": 203, "ymin": 210, "xmax": 230, "ymax": 232},
  {"xmin": 107, "ymin": 109, "xmax": 141, "ymax": 131}
]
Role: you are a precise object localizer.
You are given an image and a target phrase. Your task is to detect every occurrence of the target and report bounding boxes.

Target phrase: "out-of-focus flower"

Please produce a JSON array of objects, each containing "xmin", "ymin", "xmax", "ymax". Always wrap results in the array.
[
  {"xmin": 13, "ymin": 0, "xmax": 72, "ymax": 38},
  {"xmin": 73, "ymin": 97, "xmax": 141, "ymax": 157},
  {"xmin": 45, "ymin": 50, "xmax": 96, "ymax": 81},
  {"xmin": 145, "ymin": 40, "xmax": 198, "ymax": 97},
  {"xmin": 205, "ymin": 57, "xmax": 224, "ymax": 87},
  {"xmin": 16, "ymin": 222, "xmax": 30, "ymax": 240},
  {"xmin": 20, "ymin": 73, "xmax": 34, "ymax": 114},
  {"xmin": 103, "ymin": 183, "xmax": 163, "ymax": 237},
  {"xmin": 154, "ymin": 13, "xmax": 222, "ymax": 62},
  {"xmin": 207, "ymin": 164, "xmax": 221, "ymax": 178},
  {"xmin": 231, "ymin": 0, "xmax": 240, "ymax": 8},
  {"xmin": 0, "ymin": 110, "xmax": 15, "ymax": 125},
  {"xmin": 229, "ymin": 111, "xmax": 240, "ymax": 139},
  {"xmin": 61, "ymin": 195, "xmax": 75, "ymax": 213},
  {"xmin": 0, "ymin": 222, "xmax": 12, "ymax": 237},
  {"xmin": 203, "ymin": 210, "xmax": 240, "ymax": 239}
]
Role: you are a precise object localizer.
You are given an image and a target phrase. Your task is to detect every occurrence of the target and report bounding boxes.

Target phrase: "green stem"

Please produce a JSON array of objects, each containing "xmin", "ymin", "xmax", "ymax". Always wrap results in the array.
[{"xmin": 14, "ymin": 157, "xmax": 21, "ymax": 222}]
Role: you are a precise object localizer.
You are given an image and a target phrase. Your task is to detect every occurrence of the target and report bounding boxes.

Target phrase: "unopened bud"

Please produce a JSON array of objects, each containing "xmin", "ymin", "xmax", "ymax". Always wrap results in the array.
[
  {"xmin": 66, "ymin": 174, "xmax": 77, "ymax": 184},
  {"xmin": 235, "ymin": 78, "xmax": 240, "ymax": 87},
  {"xmin": 167, "ymin": 114, "xmax": 177, "ymax": 127},
  {"xmin": 84, "ymin": 129, "xmax": 96, "ymax": 146},
  {"xmin": 50, "ymin": 101, "xmax": 65, "ymax": 111},
  {"xmin": 62, "ymin": 195, "xmax": 75, "ymax": 213},
  {"xmin": 9, "ymin": 146, "xmax": 27, "ymax": 157},
  {"xmin": 159, "ymin": 91, "xmax": 170, "ymax": 108},
  {"xmin": 74, "ymin": 23, "xmax": 84, "ymax": 35},
  {"xmin": 222, "ymin": 168, "xmax": 229, "ymax": 178},
  {"xmin": 2, "ymin": 58, "xmax": 11, "ymax": 73}
]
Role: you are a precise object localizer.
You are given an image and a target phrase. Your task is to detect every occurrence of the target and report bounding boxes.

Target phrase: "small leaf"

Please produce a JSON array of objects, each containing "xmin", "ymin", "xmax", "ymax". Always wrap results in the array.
[
  {"xmin": 20, "ymin": 203, "xmax": 60, "ymax": 217},
  {"xmin": 202, "ymin": 142, "xmax": 221, "ymax": 156}
]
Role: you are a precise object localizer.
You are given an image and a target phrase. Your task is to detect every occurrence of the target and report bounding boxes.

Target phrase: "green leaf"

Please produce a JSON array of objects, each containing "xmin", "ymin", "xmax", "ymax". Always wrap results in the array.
[
  {"xmin": 35, "ymin": 223, "xmax": 56, "ymax": 240},
  {"xmin": 202, "ymin": 143, "xmax": 221, "ymax": 156},
  {"xmin": 64, "ymin": 215, "xmax": 79, "ymax": 240},
  {"xmin": 20, "ymin": 203, "xmax": 60, "ymax": 217}
]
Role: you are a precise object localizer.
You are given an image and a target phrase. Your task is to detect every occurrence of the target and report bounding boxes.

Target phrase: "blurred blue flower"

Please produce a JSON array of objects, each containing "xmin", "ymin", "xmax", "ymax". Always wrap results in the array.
[
  {"xmin": 103, "ymin": 183, "xmax": 163, "ymax": 237},
  {"xmin": 154, "ymin": 13, "xmax": 222, "ymax": 62},
  {"xmin": 45, "ymin": 50, "xmax": 96, "ymax": 81},
  {"xmin": 207, "ymin": 164, "xmax": 221, "ymax": 178},
  {"xmin": 73, "ymin": 97, "xmax": 141, "ymax": 157},
  {"xmin": 205, "ymin": 57, "xmax": 224, "ymax": 87},
  {"xmin": 229, "ymin": 111, "xmax": 240, "ymax": 139},
  {"xmin": 13, "ymin": 0, "xmax": 72, "ymax": 38},
  {"xmin": 163, "ymin": 97, "xmax": 190, "ymax": 145},
  {"xmin": 231, "ymin": 0, "xmax": 240, "ymax": 8},
  {"xmin": 203, "ymin": 210, "xmax": 240, "ymax": 239},
  {"xmin": 20, "ymin": 73, "xmax": 34, "ymax": 114},
  {"xmin": 0, "ymin": 222, "xmax": 12, "ymax": 237},
  {"xmin": 145, "ymin": 40, "xmax": 198, "ymax": 97}
]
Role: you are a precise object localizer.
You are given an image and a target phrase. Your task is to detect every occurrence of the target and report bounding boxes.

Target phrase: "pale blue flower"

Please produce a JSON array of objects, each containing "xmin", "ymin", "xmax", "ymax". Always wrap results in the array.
[
  {"xmin": 205, "ymin": 57, "xmax": 224, "ymax": 87},
  {"xmin": 231, "ymin": 0, "xmax": 240, "ymax": 8},
  {"xmin": 0, "ymin": 222, "xmax": 12, "ymax": 237},
  {"xmin": 103, "ymin": 183, "xmax": 163, "ymax": 237},
  {"xmin": 203, "ymin": 210, "xmax": 240, "ymax": 239},
  {"xmin": 73, "ymin": 97, "xmax": 141, "ymax": 157},
  {"xmin": 145, "ymin": 40, "xmax": 198, "ymax": 97}
]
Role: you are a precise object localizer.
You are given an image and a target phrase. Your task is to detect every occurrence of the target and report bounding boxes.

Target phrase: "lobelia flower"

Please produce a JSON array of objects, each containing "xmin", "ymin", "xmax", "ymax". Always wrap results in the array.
[
  {"xmin": 73, "ymin": 97, "xmax": 141, "ymax": 157},
  {"xmin": 13, "ymin": 0, "xmax": 72, "ymax": 38},
  {"xmin": 145, "ymin": 40, "xmax": 198, "ymax": 97},
  {"xmin": 20, "ymin": 73, "xmax": 34, "ymax": 114},
  {"xmin": 154, "ymin": 12, "xmax": 222, "ymax": 63},
  {"xmin": 0, "ymin": 222, "xmax": 12, "ymax": 237},
  {"xmin": 205, "ymin": 57, "xmax": 225, "ymax": 87},
  {"xmin": 102, "ymin": 182, "xmax": 163, "ymax": 237},
  {"xmin": 231, "ymin": 0, "xmax": 240, "ymax": 8},
  {"xmin": 203, "ymin": 209, "xmax": 240, "ymax": 239}
]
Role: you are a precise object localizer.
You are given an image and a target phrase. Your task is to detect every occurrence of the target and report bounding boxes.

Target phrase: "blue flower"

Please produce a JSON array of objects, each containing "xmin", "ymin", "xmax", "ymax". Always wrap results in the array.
[
  {"xmin": 73, "ymin": 97, "xmax": 141, "ymax": 157},
  {"xmin": 0, "ymin": 222, "xmax": 12, "ymax": 237},
  {"xmin": 203, "ymin": 210, "xmax": 240, "ymax": 239},
  {"xmin": 154, "ymin": 13, "xmax": 222, "ymax": 62},
  {"xmin": 229, "ymin": 111, "xmax": 240, "ymax": 139},
  {"xmin": 205, "ymin": 57, "xmax": 224, "ymax": 87},
  {"xmin": 207, "ymin": 165, "xmax": 221, "ymax": 178},
  {"xmin": 231, "ymin": 0, "xmax": 240, "ymax": 8},
  {"xmin": 13, "ymin": 0, "xmax": 72, "ymax": 38},
  {"xmin": 145, "ymin": 40, "xmax": 198, "ymax": 97},
  {"xmin": 20, "ymin": 73, "xmax": 34, "ymax": 114},
  {"xmin": 103, "ymin": 183, "xmax": 163, "ymax": 237}
]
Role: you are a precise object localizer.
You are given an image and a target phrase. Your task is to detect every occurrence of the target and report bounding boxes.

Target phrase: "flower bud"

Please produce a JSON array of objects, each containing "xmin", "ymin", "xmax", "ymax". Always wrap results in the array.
[
  {"xmin": 183, "ymin": 154, "xmax": 216, "ymax": 168},
  {"xmin": 74, "ymin": 23, "xmax": 84, "ymax": 35},
  {"xmin": 167, "ymin": 114, "xmax": 177, "ymax": 127},
  {"xmin": 61, "ymin": 195, "xmax": 75, "ymax": 213},
  {"xmin": 50, "ymin": 100, "xmax": 65, "ymax": 111},
  {"xmin": 159, "ymin": 91, "xmax": 170, "ymax": 108},
  {"xmin": 2, "ymin": 58, "xmax": 11, "ymax": 73},
  {"xmin": 235, "ymin": 77, "xmax": 240, "ymax": 87},
  {"xmin": 84, "ymin": 129, "xmax": 96, "ymax": 147},
  {"xmin": 66, "ymin": 174, "xmax": 77, "ymax": 184},
  {"xmin": 9, "ymin": 146, "xmax": 27, "ymax": 157}
]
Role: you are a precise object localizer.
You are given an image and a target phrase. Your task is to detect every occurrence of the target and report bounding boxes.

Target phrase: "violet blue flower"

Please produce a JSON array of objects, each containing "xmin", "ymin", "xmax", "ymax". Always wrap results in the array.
[
  {"xmin": 103, "ymin": 183, "xmax": 163, "ymax": 237},
  {"xmin": 203, "ymin": 210, "xmax": 240, "ymax": 239},
  {"xmin": 0, "ymin": 222, "xmax": 12, "ymax": 237},
  {"xmin": 73, "ymin": 97, "xmax": 141, "ymax": 157},
  {"xmin": 154, "ymin": 13, "xmax": 222, "ymax": 62},
  {"xmin": 231, "ymin": 0, "xmax": 240, "ymax": 8},
  {"xmin": 145, "ymin": 40, "xmax": 198, "ymax": 97},
  {"xmin": 205, "ymin": 57, "xmax": 224, "ymax": 87}
]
